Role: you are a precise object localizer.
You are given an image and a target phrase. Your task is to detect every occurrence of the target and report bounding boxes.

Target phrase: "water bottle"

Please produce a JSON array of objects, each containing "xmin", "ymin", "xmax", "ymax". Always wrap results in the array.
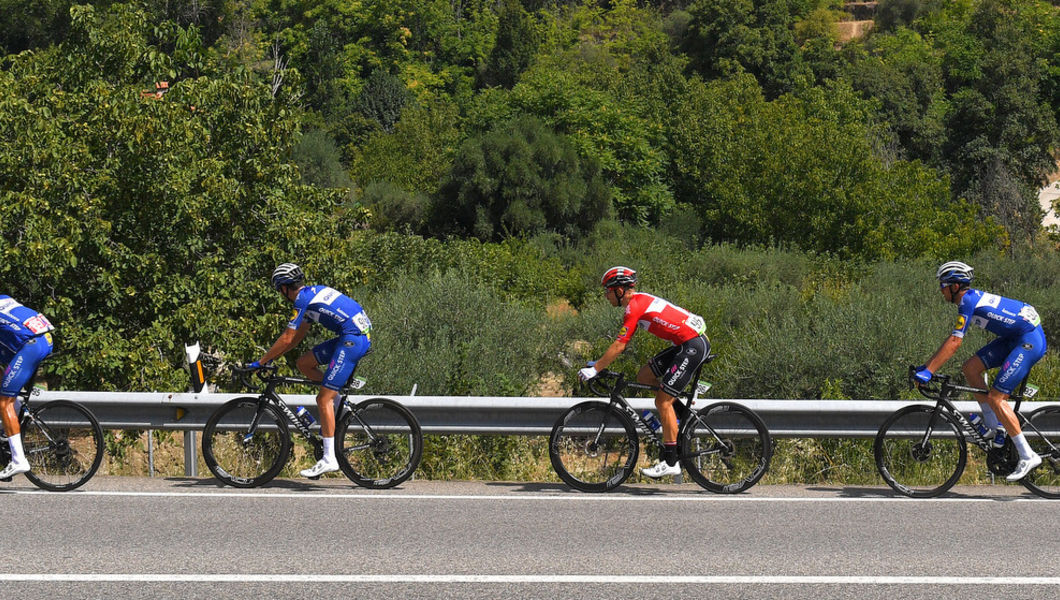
[
  {"xmin": 640, "ymin": 409, "xmax": 662, "ymax": 433},
  {"xmin": 295, "ymin": 406, "xmax": 316, "ymax": 428},
  {"xmin": 969, "ymin": 414, "xmax": 991, "ymax": 440}
]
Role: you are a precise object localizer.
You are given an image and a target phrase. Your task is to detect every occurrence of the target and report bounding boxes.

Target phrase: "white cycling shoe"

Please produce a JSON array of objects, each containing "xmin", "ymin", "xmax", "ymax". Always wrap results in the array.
[
  {"xmin": 1006, "ymin": 453, "xmax": 1042, "ymax": 482},
  {"xmin": 300, "ymin": 459, "xmax": 339, "ymax": 478},
  {"xmin": 0, "ymin": 461, "xmax": 31, "ymax": 480},
  {"xmin": 641, "ymin": 460, "xmax": 681, "ymax": 479}
]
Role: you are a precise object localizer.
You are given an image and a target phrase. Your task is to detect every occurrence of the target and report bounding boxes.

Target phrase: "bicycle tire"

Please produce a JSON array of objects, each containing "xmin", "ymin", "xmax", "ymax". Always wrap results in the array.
[
  {"xmin": 336, "ymin": 397, "xmax": 422, "ymax": 489},
  {"xmin": 21, "ymin": 400, "xmax": 104, "ymax": 492},
  {"xmin": 202, "ymin": 397, "xmax": 291, "ymax": 488},
  {"xmin": 874, "ymin": 404, "xmax": 967, "ymax": 498},
  {"xmin": 679, "ymin": 401, "xmax": 772, "ymax": 493},
  {"xmin": 1018, "ymin": 406, "xmax": 1060, "ymax": 499},
  {"xmin": 549, "ymin": 401, "xmax": 638, "ymax": 492}
]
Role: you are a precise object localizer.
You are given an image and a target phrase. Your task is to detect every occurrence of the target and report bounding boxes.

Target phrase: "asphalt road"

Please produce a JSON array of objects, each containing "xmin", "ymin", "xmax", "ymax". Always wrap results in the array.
[{"xmin": 1, "ymin": 476, "xmax": 1058, "ymax": 599}]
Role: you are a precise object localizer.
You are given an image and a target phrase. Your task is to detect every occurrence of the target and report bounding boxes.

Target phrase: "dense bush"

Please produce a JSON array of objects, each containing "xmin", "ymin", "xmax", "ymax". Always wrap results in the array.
[{"xmin": 430, "ymin": 116, "xmax": 612, "ymax": 240}]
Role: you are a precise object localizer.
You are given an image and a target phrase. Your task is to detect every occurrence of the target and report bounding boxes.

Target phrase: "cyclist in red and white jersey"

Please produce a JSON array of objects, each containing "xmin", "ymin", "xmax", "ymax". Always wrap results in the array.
[{"xmin": 578, "ymin": 267, "xmax": 710, "ymax": 478}]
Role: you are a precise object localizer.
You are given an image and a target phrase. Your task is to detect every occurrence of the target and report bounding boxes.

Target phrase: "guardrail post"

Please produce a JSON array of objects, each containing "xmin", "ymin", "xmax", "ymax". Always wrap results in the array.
[
  {"xmin": 183, "ymin": 342, "xmax": 205, "ymax": 477},
  {"xmin": 184, "ymin": 431, "xmax": 197, "ymax": 477}
]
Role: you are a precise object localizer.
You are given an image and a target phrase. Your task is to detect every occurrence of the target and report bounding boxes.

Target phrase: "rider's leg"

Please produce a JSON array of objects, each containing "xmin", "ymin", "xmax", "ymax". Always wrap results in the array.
[
  {"xmin": 295, "ymin": 351, "xmax": 324, "ymax": 383},
  {"xmin": 1, "ymin": 395, "xmax": 27, "ymax": 474},
  {"xmin": 638, "ymin": 364, "xmax": 678, "ymax": 466},
  {"xmin": 315, "ymin": 387, "xmax": 340, "ymax": 449},
  {"xmin": 962, "ymin": 355, "xmax": 1001, "ymax": 430},
  {"xmin": 0, "ymin": 395, "xmax": 18, "ymax": 438}
]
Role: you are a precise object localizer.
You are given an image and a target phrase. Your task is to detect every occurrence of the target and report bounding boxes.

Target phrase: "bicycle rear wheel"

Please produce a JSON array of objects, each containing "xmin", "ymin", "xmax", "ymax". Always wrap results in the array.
[
  {"xmin": 336, "ymin": 398, "xmax": 422, "ymax": 489},
  {"xmin": 21, "ymin": 400, "xmax": 104, "ymax": 492},
  {"xmin": 1019, "ymin": 406, "xmax": 1060, "ymax": 499},
  {"xmin": 679, "ymin": 401, "xmax": 772, "ymax": 493},
  {"xmin": 202, "ymin": 397, "xmax": 290, "ymax": 488},
  {"xmin": 549, "ymin": 401, "xmax": 638, "ymax": 492},
  {"xmin": 874, "ymin": 405, "xmax": 967, "ymax": 498}
]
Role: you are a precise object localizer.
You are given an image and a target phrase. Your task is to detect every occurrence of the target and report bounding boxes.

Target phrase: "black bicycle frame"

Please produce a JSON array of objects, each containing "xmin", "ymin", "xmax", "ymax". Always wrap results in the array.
[
  {"xmin": 914, "ymin": 369, "xmax": 1038, "ymax": 454},
  {"xmin": 593, "ymin": 360, "xmax": 721, "ymax": 455},
  {"xmin": 240, "ymin": 368, "xmax": 373, "ymax": 445}
]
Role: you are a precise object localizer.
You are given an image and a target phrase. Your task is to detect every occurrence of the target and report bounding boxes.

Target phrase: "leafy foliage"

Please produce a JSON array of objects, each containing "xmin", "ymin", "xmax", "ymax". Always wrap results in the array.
[{"xmin": 430, "ymin": 116, "xmax": 611, "ymax": 240}]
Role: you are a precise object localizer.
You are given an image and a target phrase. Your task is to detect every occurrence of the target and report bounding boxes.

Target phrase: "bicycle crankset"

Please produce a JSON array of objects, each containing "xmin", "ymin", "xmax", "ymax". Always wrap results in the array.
[{"xmin": 986, "ymin": 439, "xmax": 1019, "ymax": 476}]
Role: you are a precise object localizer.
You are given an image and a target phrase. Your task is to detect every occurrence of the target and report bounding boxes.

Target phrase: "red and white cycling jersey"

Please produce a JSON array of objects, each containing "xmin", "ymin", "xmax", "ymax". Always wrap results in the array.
[{"xmin": 617, "ymin": 292, "xmax": 706, "ymax": 345}]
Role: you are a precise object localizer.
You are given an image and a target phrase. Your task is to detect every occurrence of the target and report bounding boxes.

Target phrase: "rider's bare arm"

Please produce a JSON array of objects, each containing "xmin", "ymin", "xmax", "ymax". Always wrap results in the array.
[
  {"xmin": 925, "ymin": 335, "xmax": 963, "ymax": 374},
  {"xmin": 259, "ymin": 321, "xmax": 311, "ymax": 365},
  {"xmin": 592, "ymin": 339, "xmax": 629, "ymax": 372}
]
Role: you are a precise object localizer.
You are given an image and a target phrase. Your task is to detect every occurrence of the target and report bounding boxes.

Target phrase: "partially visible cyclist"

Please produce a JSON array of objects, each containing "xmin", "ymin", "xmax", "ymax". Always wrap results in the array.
[
  {"xmin": 914, "ymin": 261, "xmax": 1045, "ymax": 481},
  {"xmin": 579, "ymin": 266, "xmax": 711, "ymax": 479},
  {"xmin": 249, "ymin": 263, "xmax": 372, "ymax": 478},
  {"xmin": 0, "ymin": 295, "xmax": 55, "ymax": 480}
]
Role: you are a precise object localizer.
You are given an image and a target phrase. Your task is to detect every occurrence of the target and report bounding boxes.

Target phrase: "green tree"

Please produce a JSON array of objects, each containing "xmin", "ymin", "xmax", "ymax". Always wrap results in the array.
[
  {"xmin": 356, "ymin": 68, "xmax": 411, "ymax": 133},
  {"xmin": 478, "ymin": 0, "xmax": 539, "ymax": 89},
  {"xmin": 430, "ymin": 116, "xmax": 611, "ymax": 240},
  {"xmin": 681, "ymin": 0, "xmax": 814, "ymax": 98},
  {"xmin": 350, "ymin": 98, "xmax": 462, "ymax": 194},
  {"xmin": 0, "ymin": 0, "xmax": 72, "ymax": 53},
  {"xmin": 668, "ymin": 75, "xmax": 1002, "ymax": 259},
  {"xmin": 932, "ymin": 0, "xmax": 1060, "ymax": 239},
  {"xmin": 0, "ymin": 3, "xmax": 358, "ymax": 390}
]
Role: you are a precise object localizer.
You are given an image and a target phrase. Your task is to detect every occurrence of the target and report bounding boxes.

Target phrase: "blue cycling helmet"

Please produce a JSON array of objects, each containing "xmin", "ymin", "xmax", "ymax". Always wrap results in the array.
[
  {"xmin": 271, "ymin": 263, "xmax": 305, "ymax": 290},
  {"xmin": 936, "ymin": 261, "xmax": 973, "ymax": 285}
]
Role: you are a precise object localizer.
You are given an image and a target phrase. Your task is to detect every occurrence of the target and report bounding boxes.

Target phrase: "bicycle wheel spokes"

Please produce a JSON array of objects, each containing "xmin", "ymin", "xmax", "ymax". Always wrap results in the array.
[
  {"xmin": 1020, "ymin": 406, "xmax": 1060, "ymax": 499},
  {"xmin": 337, "ymin": 398, "xmax": 422, "ymax": 489},
  {"xmin": 874, "ymin": 405, "xmax": 966, "ymax": 498},
  {"xmin": 680, "ymin": 402, "xmax": 772, "ymax": 493},
  {"xmin": 549, "ymin": 401, "xmax": 638, "ymax": 492},
  {"xmin": 202, "ymin": 398, "xmax": 289, "ymax": 488},
  {"xmin": 22, "ymin": 400, "xmax": 104, "ymax": 491}
]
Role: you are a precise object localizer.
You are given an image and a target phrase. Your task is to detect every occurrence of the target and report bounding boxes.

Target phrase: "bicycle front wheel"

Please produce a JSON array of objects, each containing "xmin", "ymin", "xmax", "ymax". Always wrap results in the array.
[
  {"xmin": 549, "ymin": 401, "xmax": 638, "ymax": 493},
  {"xmin": 679, "ymin": 402, "xmax": 772, "ymax": 493},
  {"xmin": 1019, "ymin": 406, "xmax": 1060, "ymax": 499},
  {"xmin": 22, "ymin": 400, "xmax": 104, "ymax": 492},
  {"xmin": 337, "ymin": 398, "xmax": 423, "ymax": 489},
  {"xmin": 874, "ymin": 405, "xmax": 967, "ymax": 498},
  {"xmin": 202, "ymin": 397, "xmax": 291, "ymax": 488}
]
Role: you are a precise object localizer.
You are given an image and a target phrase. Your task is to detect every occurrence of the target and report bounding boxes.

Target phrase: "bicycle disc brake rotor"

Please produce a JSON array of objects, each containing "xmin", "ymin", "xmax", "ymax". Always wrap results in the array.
[
  {"xmin": 910, "ymin": 441, "xmax": 933, "ymax": 462},
  {"xmin": 986, "ymin": 440, "xmax": 1019, "ymax": 476},
  {"xmin": 581, "ymin": 439, "xmax": 601, "ymax": 457}
]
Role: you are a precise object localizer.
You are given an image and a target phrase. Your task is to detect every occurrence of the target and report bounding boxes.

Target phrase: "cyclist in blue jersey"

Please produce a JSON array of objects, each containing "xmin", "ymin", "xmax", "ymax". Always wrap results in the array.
[
  {"xmin": 0, "ymin": 295, "xmax": 55, "ymax": 480},
  {"xmin": 914, "ymin": 261, "xmax": 1045, "ymax": 481},
  {"xmin": 249, "ymin": 264, "xmax": 372, "ymax": 478}
]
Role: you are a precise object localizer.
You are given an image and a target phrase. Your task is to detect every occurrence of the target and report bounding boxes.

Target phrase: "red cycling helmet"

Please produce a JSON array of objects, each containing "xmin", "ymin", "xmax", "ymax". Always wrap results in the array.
[{"xmin": 601, "ymin": 266, "xmax": 637, "ymax": 288}]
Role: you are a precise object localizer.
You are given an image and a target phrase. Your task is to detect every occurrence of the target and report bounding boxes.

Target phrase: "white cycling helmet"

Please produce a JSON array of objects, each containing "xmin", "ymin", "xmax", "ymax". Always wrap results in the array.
[
  {"xmin": 271, "ymin": 263, "xmax": 305, "ymax": 290},
  {"xmin": 936, "ymin": 261, "xmax": 973, "ymax": 285}
]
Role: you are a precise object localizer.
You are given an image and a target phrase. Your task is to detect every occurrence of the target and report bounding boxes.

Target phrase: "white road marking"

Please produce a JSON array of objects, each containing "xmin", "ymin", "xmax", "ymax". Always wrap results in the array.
[
  {"xmin": 0, "ymin": 574, "xmax": 1057, "ymax": 584},
  {"xmin": 0, "ymin": 489, "xmax": 1049, "ymax": 502}
]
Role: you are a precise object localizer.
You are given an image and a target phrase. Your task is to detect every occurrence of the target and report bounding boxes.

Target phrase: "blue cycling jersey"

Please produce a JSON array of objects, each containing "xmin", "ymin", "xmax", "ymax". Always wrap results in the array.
[
  {"xmin": 950, "ymin": 289, "xmax": 1041, "ymax": 339},
  {"xmin": 286, "ymin": 285, "xmax": 371, "ymax": 338},
  {"xmin": 0, "ymin": 295, "xmax": 55, "ymax": 360}
]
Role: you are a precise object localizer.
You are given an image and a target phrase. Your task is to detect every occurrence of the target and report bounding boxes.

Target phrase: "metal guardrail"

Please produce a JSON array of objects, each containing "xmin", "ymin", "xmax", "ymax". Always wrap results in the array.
[
  {"xmin": 32, "ymin": 390, "xmax": 1060, "ymax": 476},
  {"xmin": 34, "ymin": 390, "xmax": 1060, "ymax": 437}
]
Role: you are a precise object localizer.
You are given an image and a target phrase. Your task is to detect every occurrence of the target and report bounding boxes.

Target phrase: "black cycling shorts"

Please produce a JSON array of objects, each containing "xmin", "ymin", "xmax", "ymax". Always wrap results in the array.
[{"xmin": 648, "ymin": 335, "xmax": 710, "ymax": 397}]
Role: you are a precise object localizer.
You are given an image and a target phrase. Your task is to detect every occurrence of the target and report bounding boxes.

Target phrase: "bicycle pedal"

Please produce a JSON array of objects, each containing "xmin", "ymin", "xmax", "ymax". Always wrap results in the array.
[{"xmin": 1, "ymin": 477, "xmax": 11, "ymax": 483}]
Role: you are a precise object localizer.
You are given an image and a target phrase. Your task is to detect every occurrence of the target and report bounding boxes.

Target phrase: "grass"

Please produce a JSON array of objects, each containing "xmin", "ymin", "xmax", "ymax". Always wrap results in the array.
[{"xmin": 103, "ymin": 431, "xmax": 1017, "ymax": 490}]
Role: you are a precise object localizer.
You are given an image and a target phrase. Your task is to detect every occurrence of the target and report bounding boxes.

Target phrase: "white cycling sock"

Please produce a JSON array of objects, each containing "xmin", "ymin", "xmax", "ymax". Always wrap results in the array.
[
  {"xmin": 322, "ymin": 436, "xmax": 336, "ymax": 463},
  {"xmin": 977, "ymin": 403, "xmax": 1002, "ymax": 430},
  {"xmin": 1012, "ymin": 433, "xmax": 1035, "ymax": 461},
  {"xmin": 8, "ymin": 433, "xmax": 26, "ymax": 464}
]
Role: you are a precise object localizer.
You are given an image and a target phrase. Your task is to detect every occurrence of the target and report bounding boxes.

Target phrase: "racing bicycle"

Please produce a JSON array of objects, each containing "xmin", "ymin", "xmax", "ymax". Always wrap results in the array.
[
  {"xmin": 0, "ymin": 366, "xmax": 104, "ymax": 491},
  {"xmin": 549, "ymin": 355, "xmax": 772, "ymax": 493},
  {"xmin": 874, "ymin": 366, "xmax": 1060, "ymax": 498},
  {"xmin": 202, "ymin": 365, "xmax": 422, "ymax": 489}
]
